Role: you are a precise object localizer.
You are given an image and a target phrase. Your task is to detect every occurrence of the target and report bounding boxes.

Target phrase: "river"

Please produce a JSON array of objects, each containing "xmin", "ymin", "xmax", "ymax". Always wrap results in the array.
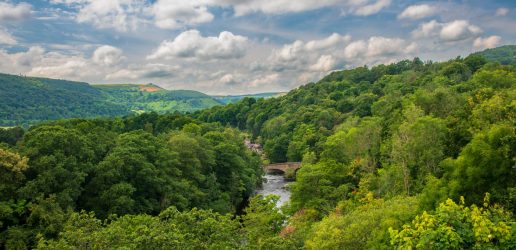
[{"xmin": 256, "ymin": 173, "xmax": 292, "ymax": 207}]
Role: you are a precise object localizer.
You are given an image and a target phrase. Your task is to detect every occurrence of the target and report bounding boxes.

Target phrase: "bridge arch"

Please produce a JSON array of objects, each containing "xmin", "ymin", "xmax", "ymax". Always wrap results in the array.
[{"xmin": 263, "ymin": 162, "xmax": 302, "ymax": 175}]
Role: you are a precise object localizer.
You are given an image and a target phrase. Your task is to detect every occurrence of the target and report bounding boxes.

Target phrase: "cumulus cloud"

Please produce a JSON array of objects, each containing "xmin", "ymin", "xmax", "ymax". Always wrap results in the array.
[
  {"xmin": 219, "ymin": 73, "xmax": 237, "ymax": 85},
  {"xmin": 344, "ymin": 40, "xmax": 367, "ymax": 58},
  {"xmin": 495, "ymin": 8, "xmax": 509, "ymax": 17},
  {"xmin": 152, "ymin": 0, "xmax": 214, "ymax": 29},
  {"xmin": 0, "ymin": 45, "xmax": 125, "ymax": 81},
  {"xmin": 0, "ymin": 2, "xmax": 32, "ymax": 21},
  {"xmin": 304, "ymin": 33, "xmax": 352, "ymax": 51},
  {"xmin": 92, "ymin": 45, "xmax": 124, "ymax": 66},
  {"xmin": 398, "ymin": 4, "xmax": 436, "ymax": 20},
  {"xmin": 265, "ymin": 33, "xmax": 416, "ymax": 81},
  {"xmin": 269, "ymin": 33, "xmax": 350, "ymax": 71},
  {"xmin": 50, "ymin": 0, "xmax": 391, "ymax": 31},
  {"xmin": 52, "ymin": 0, "xmax": 146, "ymax": 31},
  {"xmin": 233, "ymin": 0, "xmax": 334, "ymax": 16},
  {"xmin": 106, "ymin": 63, "xmax": 178, "ymax": 81},
  {"xmin": 0, "ymin": 46, "xmax": 97, "ymax": 79},
  {"xmin": 355, "ymin": 0, "xmax": 391, "ymax": 16},
  {"xmin": 220, "ymin": 0, "xmax": 392, "ymax": 17},
  {"xmin": 147, "ymin": 30, "xmax": 248, "ymax": 60},
  {"xmin": 412, "ymin": 20, "xmax": 482, "ymax": 42},
  {"xmin": 248, "ymin": 73, "xmax": 279, "ymax": 87},
  {"xmin": 310, "ymin": 55, "xmax": 337, "ymax": 72},
  {"xmin": 473, "ymin": 36, "xmax": 501, "ymax": 49},
  {"xmin": 412, "ymin": 20, "xmax": 440, "ymax": 38},
  {"xmin": 440, "ymin": 20, "xmax": 482, "ymax": 42},
  {"xmin": 0, "ymin": 29, "xmax": 17, "ymax": 45},
  {"xmin": 29, "ymin": 60, "xmax": 90, "ymax": 79},
  {"xmin": 344, "ymin": 36, "xmax": 415, "ymax": 59}
]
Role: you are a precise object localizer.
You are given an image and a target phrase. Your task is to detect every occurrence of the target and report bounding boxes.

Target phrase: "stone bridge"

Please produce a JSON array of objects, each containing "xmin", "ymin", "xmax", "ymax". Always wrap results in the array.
[{"xmin": 263, "ymin": 162, "xmax": 302, "ymax": 174}]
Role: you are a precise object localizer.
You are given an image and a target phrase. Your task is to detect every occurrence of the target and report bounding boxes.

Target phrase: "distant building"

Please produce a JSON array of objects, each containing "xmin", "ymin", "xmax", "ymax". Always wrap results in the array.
[{"xmin": 244, "ymin": 139, "xmax": 262, "ymax": 154}]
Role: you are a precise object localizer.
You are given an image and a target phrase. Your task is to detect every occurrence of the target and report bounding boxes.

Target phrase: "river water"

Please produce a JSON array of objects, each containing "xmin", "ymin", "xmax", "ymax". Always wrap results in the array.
[{"xmin": 256, "ymin": 173, "xmax": 292, "ymax": 207}]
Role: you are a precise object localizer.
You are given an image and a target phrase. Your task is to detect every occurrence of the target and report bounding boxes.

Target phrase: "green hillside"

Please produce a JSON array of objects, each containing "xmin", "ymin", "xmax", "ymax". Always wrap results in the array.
[
  {"xmin": 0, "ymin": 73, "xmax": 128, "ymax": 126},
  {"xmin": 473, "ymin": 45, "xmax": 516, "ymax": 65},
  {"xmin": 0, "ymin": 75, "xmax": 221, "ymax": 126},
  {"xmin": 213, "ymin": 92, "xmax": 287, "ymax": 104},
  {"xmin": 94, "ymin": 84, "xmax": 222, "ymax": 114}
]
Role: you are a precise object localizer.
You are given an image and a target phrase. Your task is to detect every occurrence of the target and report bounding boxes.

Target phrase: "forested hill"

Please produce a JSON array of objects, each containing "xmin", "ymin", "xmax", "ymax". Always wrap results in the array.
[
  {"xmin": 191, "ymin": 46, "xmax": 515, "ymax": 247},
  {"xmin": 93, "ymin": 84, "xmax": 221, "ymax": 114},
  {"xmin": 213, "ymin": 92, "xmax": 287, "ymax": 104},
  {"xmin": 0, "ymin": 74, "xmax": 222, "ymax": 126},
  {"xmin": 473, "ymin": 45, "xmax": 516, "ymax": 65}
]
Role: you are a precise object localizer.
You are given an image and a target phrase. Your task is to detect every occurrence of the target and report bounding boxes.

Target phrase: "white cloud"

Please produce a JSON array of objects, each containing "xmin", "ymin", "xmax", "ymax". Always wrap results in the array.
[
  {"xmin": 0, "ymin": 47, "xmax": 41, "ymax": 73},
  {"xmin": 412, "ymin": 20, "xmax": 440, "ymax": 38},
  {"xmin": 106, "ymin": 69, "xmax": 139, "ymax": 80},
  {"xmin": 495, "ymin": 8, "xmax": 509, "ymax": 17},
  {"xmin": 218, "ymin": 0, "xmax": 392, "ymax": 17},
  {"xmin": 473, "ymin": 36, "xmax": 501, "ymax": 49},
  {"xmin": 440, "ymin": 20, "xmax": 481, "ymax": 42},
  {"xmin": 355, "ymin": 0, "xmax": 391, "ymax": 16},
  {"xmin": 152, "ymin": 0, "xmax": 214, "ymax": 29},
  {"xmin": 29, "ymin": 60, "xmax": 90, "ymax": 79},
  {"xmin": 269, "ymin": 33, "xmax": 350, "ymax": 71},
  {"xmin": 50, "ymin": 0, "xmax": 392, "ymax": 31},
  {"xmin": 273, "ymin": 40, "xmax": 305, "ymax": 63},
  {"xmin": 310, "ymin": 55, "xmax": 337, "ymax": 71},
  {"xmin": 147, "ymin": 30, "xmax": 248, "ymax": 60},
  {"xmin": 105, "ymin": 63, "xmax": 178, "ymax": 81},
  {"xmin": 0, "ymin": 29, "xmax": 17, "ymax": 45},
  {"xmin": 219, "ymin": 73, "xmax": 237, "ymax": 85},
  {"xmin": 367, "ymin": 36, "xmax": 415, "ymax": 56},
  {"xmin": 92, "ymin": 45, "xmax": 124, "ymax": 66},
  {"xmin": 0, "ymin": 45, "xmax": 126, "ymax": 81},
  {"xmin": 0, "ymin": 2, "xmax": 32, "ymax": 21},
  {"xmin": 248, "ymin": 73, "xmax": 279, "ymax": 87},
  {"xmin": 221, "ymin": 0, "xmax": 339, "ymax": 16},
  {"xmin": 398, "ymin": 4, "xmax": 436, "ymax": 20},
  {"xmin": 344, "ymin": 40, "xmax": 367, "ymax": 58},
  {"xmin": 52, "ymin": 0, "xmax": 147, "ymax": 31},
  {"xmin": 304, "ymin": 33, "xmax": 352, "ymax": 51},
  {"xmin": 412, "ymin": 20, "xmax": 482, "ymax": 42},
  {"xmin": 344, "ymin": 36, "xmax": 415, "ymax": 59}
]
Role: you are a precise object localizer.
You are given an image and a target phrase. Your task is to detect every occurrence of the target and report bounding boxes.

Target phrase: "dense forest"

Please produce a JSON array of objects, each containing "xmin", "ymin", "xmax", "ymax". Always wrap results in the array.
[
  {"xmin": 213, "ymin": 92, "xmax": 286, "ymax": 104},
  {"xmin": 0, "ymin": 46, "xmax": 515, "ymax": 249},
  {"xmin": 0, "ymin": 76, "xmax": 221, "ymax": 126}
]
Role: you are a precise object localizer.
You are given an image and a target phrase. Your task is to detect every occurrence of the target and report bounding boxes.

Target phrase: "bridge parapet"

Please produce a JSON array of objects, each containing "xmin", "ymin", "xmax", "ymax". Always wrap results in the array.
[{"xmin": 263, "ymin": 162, "xmax": 302, "ymax": 174}]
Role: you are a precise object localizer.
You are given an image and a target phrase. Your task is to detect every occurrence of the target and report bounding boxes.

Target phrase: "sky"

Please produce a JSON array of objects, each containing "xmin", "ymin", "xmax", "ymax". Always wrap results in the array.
[{"xmin": 0, "ymin": 0, "xmax": 515, "ymax": 95}]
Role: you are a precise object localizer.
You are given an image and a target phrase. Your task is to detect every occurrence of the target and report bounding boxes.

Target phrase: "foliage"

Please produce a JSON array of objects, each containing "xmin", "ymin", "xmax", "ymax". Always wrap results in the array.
[
  {"xmin": 390, "ymin": 196, "xmax": 515, "ymax": 249},
  {"xmin": 472, "ymin": 45, "xmax": 516, "ymax": 66},
  {"xmin": 0, "ymin": 75, "xmax": 221, "ymax": 126},
  {"xmin": 38, "ymin": 207, "xmax": 243, "ymax": 249},
  {"xmin": 305, "ymin": 196, "xmax": 420, "ymax": 250}
]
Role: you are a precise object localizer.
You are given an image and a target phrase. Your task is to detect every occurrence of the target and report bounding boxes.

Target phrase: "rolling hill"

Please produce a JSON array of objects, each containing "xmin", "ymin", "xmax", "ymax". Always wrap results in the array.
[
  {"xmin": 212, "ymin": 92, "xmax": 287, "ymax": 104},
  {"xmin": 473, "ymin": 45, "xmax": 516, "ymax": 65},
  {"xmin": 94, "ymin": 84, "xmax": 222, "ymax": 114},
  {"xmin": 0, "ymin": 74, "xmax": 222, "ymax": 126}
]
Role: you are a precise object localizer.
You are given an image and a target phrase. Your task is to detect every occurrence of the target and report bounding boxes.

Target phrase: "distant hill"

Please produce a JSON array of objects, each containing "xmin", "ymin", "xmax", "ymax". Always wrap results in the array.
[
  {"xmin": 213, "ymin": 92, "xmax": 286, "ymax": 104},
  {"xmin": 473, "ymin": 45, "xmax": 516, "ymax": 65},
  {"xmin": 94, "ymin": 84, "xmax": 221, "ymax": 114},
  {"xmin": 0, "ymin": 74, "xmax": 221, "ymax": 126}
]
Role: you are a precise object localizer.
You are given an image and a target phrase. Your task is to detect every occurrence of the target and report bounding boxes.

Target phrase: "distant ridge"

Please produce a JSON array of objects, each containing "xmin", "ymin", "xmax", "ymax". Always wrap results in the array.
[
  {"xmin": 0, "ymin": 74, "xmax": 221, "ymax": 126},
  {"xmin": 212, "ymin": 92, "xmax": 287, "ymax": 104},
  {"xmin": 472, "ymin": 45, "xmax": 516, "ymax": 65}
]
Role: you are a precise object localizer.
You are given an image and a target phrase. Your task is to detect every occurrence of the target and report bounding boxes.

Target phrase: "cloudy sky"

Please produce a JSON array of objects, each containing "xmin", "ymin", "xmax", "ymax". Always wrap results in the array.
[{"xmin": 0, "ymin": 0, "xmax": 514, "ymax": 94}]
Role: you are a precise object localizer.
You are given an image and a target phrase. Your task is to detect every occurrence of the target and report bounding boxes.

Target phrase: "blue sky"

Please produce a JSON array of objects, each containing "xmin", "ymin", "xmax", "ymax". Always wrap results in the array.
[{"xmin": 0, "ymin": 0, "xmax": 515, "ymax": 94}]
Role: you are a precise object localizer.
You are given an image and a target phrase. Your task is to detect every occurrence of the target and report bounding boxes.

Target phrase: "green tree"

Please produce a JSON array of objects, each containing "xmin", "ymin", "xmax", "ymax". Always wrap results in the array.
[{"xmin": 390, "ymin": 196, "xmax": 514, "ymax": 249}]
